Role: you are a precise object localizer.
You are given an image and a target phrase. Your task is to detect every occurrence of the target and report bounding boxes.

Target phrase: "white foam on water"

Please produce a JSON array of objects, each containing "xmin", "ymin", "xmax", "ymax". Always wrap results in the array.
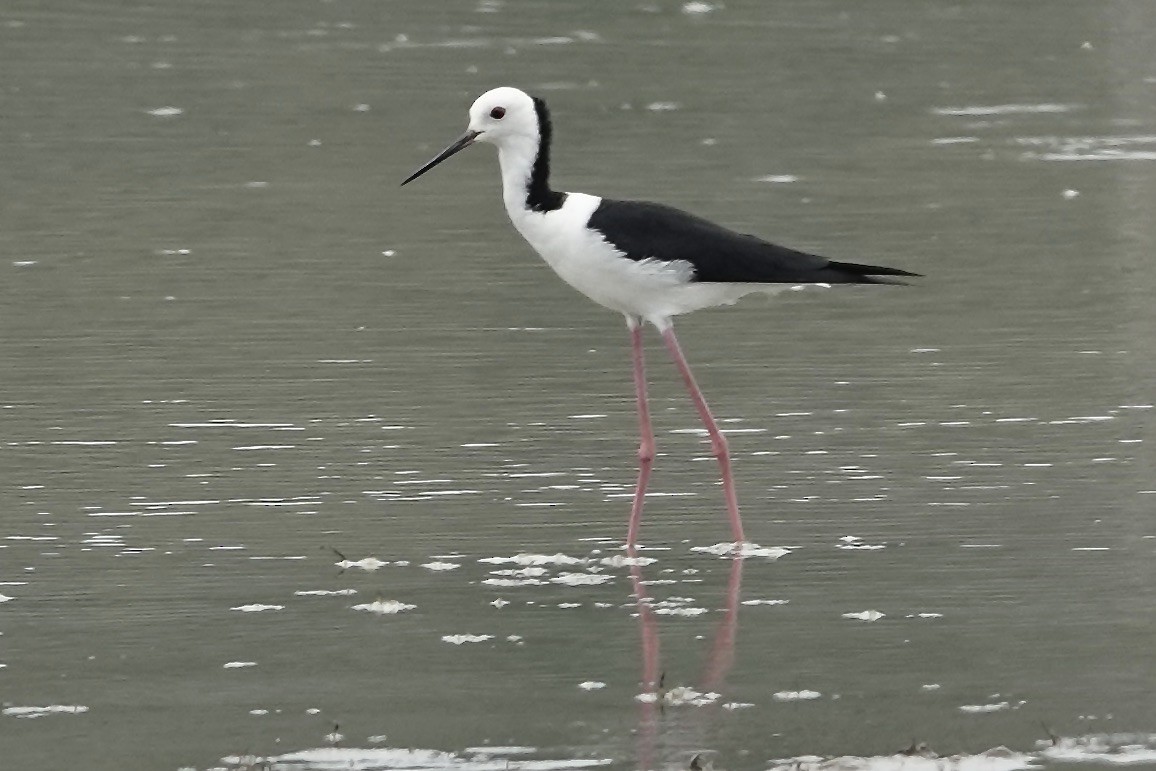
[
  {"xmin": 551, "ymin": 573, "xmax": 612, "ymax": 586},
  {"xmin": 352, "ymin": 600, "xmax": 415, "ymax": 615},
  {"xmin": 768, "ymin": 747, "xmax": 1035, "ymax": 771},
  {"xmin": 421, "ymin": 561, "xmax": 461, "ymax": 571},
  {"xmin": 249, "ymin": 747, "xmax": 612, "ymax": 770},
  {"xmin": 933, "ymin": 103, "xmax": 1080, "ymax": 116},
  {"xmin": 635, "ymin": 686, "xmax": 720, "ymax": 707},
  {"xmin": 1040, "ymin": 150, "xmax": 1156, "ymax": 161},
  {"xmin": 682, "ymin": 1, "xmax": 719, "ymax": 14},
  {"xmin": 336, "ymin": 557, "xmax": 390, "ymax": 571},
  {"xmin": 50, "ymin": 440, "xmax": 117, "ymax": 447},
  {"xmin": 690, "ymin": 541, "xmax": 791, "ymax": 559},
  {"xmin": 842, "ymin": 610, "xmax": 885, "ymax": 622},
  {"xmin": 652, "ymin": 606, "xmax": 709, "ymax": 617},
  {"xmin": 230, "ymin": 603, "xmax": 283, "ymax": 612},
  {"xmin": 773, "ymin": 690, "xmax": 822, "ymax": 701},
  {"xmin": 441, "ymin": 634, "xmax": 493, "ymax": 645},
  {"xmin": 3, "ymin": 705, "xmax": 89, "ymax": 718},
  {"xmin": 481, "ymin": 578, "xmax": 546, "ymax": 587},
  {"xmin": 488, "ymin": 567, "xmax": 548, "ymax": 577},
  {"xmin": 479, "ymin": 553, "xmax": 583, "ymax": 566},
  {"xmin": 598, "ymin": 555, "xmax": 657, "ymax": 567},
  {"xmin": 959, "ymin": 702, "xmax": 1010, "ymax": 713},
  {"xmin": 222, "ymin": 734, "xmax": 1152, "ymax": 770},
  {"xmin": 1017, "ymin": 134, "xmax": 1156, "ymax": 162},
  {"xmin": 1040, "ymin": 733, "xmax": 1156, "ymax": 765}
]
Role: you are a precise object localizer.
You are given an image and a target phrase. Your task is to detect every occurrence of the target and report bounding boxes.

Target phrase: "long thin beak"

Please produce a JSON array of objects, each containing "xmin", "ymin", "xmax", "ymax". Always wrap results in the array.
[{"xmin": 400, "ymin": 130, "xmax": 481, "ymax": 186}]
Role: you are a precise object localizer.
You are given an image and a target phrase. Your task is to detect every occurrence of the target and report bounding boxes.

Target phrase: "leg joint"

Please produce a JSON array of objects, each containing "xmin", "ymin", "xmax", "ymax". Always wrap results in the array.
[{"xmin": 710, "ymin": 432, "xmax": 729, "ymax": 460}]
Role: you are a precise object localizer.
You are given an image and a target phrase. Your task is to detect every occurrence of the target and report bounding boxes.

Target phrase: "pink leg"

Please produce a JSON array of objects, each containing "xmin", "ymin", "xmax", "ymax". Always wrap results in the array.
[
  {"xmin": 660, "ymin": 325, "xmax": 746, "ymax": 543},
  {"xmin": 626, "ymin": 318, "xmax": 655, "ymax": 548}
]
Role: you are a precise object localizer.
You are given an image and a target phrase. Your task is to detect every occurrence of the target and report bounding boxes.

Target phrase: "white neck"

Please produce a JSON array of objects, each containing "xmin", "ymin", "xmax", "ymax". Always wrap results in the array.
[{"xmin": 496, "ymin": 134, "xmax": 541, "ymax": 218}]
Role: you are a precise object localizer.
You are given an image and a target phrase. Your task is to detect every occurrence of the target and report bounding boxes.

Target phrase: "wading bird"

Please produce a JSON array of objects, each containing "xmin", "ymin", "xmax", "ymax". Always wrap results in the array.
[{"xmin": 402, "ymin": 87, "xmax": 917, "ymax": 548}]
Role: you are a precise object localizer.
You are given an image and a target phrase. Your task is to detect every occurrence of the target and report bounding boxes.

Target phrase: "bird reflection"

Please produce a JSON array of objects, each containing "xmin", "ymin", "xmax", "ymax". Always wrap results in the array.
[{"xmin": 627, "ymin": 548, "xmax": 744, "ymax": 771}]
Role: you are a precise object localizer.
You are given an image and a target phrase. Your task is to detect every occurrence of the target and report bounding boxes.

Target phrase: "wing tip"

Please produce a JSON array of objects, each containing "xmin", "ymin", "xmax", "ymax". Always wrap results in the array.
[{"xmin": 828, "ymin": 260, "xmax": 922, "ymax": 284}]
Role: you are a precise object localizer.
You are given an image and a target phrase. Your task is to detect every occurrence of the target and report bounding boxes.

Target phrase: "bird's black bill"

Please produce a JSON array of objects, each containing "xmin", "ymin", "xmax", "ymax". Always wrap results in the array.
[{"xmin": 400, "ymin": 130, "xmax": 480, "ymax": 186}]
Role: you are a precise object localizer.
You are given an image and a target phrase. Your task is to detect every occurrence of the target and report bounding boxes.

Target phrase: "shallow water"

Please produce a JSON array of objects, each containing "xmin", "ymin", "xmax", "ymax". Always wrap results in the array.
[{"xmin": 2, "ymin": 1, "xmax": 1155, "ymax": 769}]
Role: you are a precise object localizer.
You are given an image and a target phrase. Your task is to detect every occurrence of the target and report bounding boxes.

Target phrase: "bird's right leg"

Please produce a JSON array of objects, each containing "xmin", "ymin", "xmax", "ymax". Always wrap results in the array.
[{"xmin": 626, "ymin": 315, "xmax": 655, "ymax": 549}]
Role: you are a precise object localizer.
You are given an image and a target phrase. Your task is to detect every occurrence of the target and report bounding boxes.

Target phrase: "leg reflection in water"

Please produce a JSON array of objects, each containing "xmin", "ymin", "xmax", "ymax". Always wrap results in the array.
[{"xmin": 628, "ymin": 548, "xmax": 744, "ymax": 771}]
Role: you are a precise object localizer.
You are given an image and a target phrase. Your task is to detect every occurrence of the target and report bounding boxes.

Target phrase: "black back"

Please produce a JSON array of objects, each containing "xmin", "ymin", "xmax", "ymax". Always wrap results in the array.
[{"xmin": 586, "ymin": 198, "xmax": 918, "ymax": 285}]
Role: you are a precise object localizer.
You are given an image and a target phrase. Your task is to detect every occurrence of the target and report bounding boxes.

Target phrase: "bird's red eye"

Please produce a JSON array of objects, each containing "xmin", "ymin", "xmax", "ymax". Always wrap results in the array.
[{"xmin": 490, "ymin": 107, "xmax": 506, "ymax": 119}]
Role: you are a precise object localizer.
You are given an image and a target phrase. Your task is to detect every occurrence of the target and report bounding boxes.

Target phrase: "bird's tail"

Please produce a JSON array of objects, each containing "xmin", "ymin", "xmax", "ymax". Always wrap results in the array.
[{"xmin": 827, "ymin": 260, "xmax": 922, "ymax": 285}]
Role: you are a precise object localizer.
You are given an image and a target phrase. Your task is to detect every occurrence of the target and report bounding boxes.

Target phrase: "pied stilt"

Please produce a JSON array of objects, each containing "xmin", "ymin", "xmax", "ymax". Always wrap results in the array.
[{"xmin": 402, "ymin": 86, "xmax": 918, "ymax": 548}]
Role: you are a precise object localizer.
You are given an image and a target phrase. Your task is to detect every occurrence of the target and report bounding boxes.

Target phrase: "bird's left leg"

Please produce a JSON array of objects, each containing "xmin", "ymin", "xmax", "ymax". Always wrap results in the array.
[
  {"xmin": 626, "ymin": 315, "xmax": 655, "ymax": 549},
  {"xmin": 659, "ymin": 323, "xmax": 746, "ymax": 544}
]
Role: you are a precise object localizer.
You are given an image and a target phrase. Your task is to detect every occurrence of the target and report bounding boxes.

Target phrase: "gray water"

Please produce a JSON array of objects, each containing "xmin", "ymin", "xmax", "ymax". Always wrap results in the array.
[{"xmin": 2, "ymin": 1, "xmax": 1154, "ymax": 770}]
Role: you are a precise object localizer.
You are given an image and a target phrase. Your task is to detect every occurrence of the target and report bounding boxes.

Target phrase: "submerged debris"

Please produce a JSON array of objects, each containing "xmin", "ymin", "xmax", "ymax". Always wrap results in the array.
[
  {"xmin": 898, "ymin": 742, "xmax": 938, "ymax": 758},
  {"xmin": 331, "ymin": 547, "xmax": 389, "ymax": 571},
  {"xmin": 689, "ymin": 752, "xmax": 714, "ymax": 771}
]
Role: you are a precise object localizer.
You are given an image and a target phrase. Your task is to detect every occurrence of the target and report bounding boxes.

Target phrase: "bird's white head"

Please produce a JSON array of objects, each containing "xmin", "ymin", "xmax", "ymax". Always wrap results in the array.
[
  {"xmin": 467, "ymin": 86, "xmax": 539, "ymax": 146},
  {"xmin": 400, "ymin": 86, "xmax": 541, "ymax": 187}
]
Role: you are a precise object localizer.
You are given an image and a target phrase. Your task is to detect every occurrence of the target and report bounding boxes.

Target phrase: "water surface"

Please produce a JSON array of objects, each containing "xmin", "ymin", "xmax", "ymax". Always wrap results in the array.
[{"xmin": 2, "ymin": 1, "xmax": 1154, "ymax": 769}]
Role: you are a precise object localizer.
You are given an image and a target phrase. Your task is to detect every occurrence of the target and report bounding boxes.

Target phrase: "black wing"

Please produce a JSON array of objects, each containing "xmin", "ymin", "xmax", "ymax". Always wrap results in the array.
[{"xmin": 586, "ymin": 198, "xmax": 918, "ymax": 284}]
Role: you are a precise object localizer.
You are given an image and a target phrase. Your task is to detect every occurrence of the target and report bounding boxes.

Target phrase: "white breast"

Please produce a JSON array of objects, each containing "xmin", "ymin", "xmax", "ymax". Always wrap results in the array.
[{"xmin": 506, "ymin": 192, "xmax": 765, "ymax": 323}]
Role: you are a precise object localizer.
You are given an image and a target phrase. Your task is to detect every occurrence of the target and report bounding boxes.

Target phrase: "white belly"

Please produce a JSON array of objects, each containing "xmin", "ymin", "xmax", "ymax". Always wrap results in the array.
[{"xmin": 506, "ymin": 192, "xmax": 763, "ymax": 324}]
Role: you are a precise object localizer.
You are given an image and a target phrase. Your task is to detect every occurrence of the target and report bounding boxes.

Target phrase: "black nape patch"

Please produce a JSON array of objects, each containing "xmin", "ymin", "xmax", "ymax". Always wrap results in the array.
[{"xmin": 528, "ymin": 97, "xmax": 566, "ymax": 213}]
